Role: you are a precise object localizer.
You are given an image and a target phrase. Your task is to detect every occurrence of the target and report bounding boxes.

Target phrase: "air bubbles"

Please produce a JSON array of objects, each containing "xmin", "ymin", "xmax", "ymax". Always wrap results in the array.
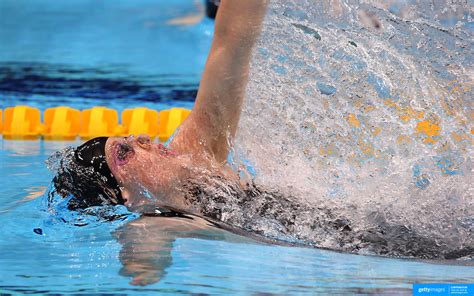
[{"xmin": 45, "ymin": 147, "xmax": 74, "ymax": 171}]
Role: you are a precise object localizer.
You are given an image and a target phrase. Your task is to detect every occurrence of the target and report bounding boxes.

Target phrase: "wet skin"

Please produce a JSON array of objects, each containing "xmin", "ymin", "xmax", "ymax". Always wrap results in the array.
[
  {"xmin": 105, "ymin": 135, "xmax": 194, "ymax": 211},
  {"xmin": 104, "ymin": 134, "xmax": 238, "ymax": 212}
]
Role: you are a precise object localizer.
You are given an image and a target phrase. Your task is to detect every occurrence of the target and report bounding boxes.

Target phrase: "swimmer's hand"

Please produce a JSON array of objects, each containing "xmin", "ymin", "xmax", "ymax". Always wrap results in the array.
[
  {"xmin": 171, "ymin": 0, "xmax": 269, "ymax": 162},
  {"xmin": 129, "ymin": 271, "xmax": 162, "ymax": 286}
]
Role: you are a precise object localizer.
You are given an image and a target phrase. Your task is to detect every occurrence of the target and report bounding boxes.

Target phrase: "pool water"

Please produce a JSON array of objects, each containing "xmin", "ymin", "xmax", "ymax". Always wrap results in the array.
[
  {"xmin": 0, "ymin": 0, "xmax": 473, "ymax": 294},
  {"xmin": 0, "ymin": 141, "xmax": 473, "ymax": 294}
]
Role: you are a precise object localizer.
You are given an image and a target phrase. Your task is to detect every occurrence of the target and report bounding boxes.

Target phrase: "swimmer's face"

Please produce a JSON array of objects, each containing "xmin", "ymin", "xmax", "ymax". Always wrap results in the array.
[{"xmin": 105, "ymin": 135, "xmax": 184, "ymax": 210}]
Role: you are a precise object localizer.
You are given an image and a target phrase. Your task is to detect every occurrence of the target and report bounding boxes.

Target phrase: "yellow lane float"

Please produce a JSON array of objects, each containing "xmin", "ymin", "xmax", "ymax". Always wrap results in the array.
[
  {"xmin": 158, "ymin": 108, "xmax": 191, "ymax": 142},
  {"xmin": 79, "ymin": 107, "xmax": 119, "ymax": 140},
  {"xmin": 2, "ymin": 106, "xmax": 42, "ymax": 140},
  {"xmin": 43, "ymin": 106, "xmax": 81, "ymax": 140},
  {"xmin": 120, "ymin": 107, "xmax": 159, "ymax": 138}
]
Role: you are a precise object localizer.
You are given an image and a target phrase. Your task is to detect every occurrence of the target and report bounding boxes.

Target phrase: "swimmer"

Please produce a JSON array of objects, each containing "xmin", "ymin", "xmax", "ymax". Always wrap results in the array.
[
  {"xmin": 49, "ymin": 0, "xmax": 472, "ymax": 285},
  {"xmin": 52, "ymin": 0, "xmax": 268, "ymax": 213},
  {"xmin": 50, "ymin": 1, "xmax": 272, "ymax": 285}
]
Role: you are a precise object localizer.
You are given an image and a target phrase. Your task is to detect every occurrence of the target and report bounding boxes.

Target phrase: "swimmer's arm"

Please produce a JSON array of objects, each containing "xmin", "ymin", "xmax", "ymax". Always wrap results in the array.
[
  {"xmin": 114, "ymin": 218, "xmax": 174, "ymax": 286},
  {"xmin": 173, "ymin": 0, "xmax": 268, "ymax": 162},
  {"xmin": 114, "ymin": 216, "xmax": 226, "ymax": 286}
]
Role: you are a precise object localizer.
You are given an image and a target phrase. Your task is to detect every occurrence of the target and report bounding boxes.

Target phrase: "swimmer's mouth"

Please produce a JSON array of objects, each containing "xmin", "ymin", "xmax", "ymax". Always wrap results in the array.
[{"xmin": 114, "ymin": 142, "xmax": 135, "ymax": 166}]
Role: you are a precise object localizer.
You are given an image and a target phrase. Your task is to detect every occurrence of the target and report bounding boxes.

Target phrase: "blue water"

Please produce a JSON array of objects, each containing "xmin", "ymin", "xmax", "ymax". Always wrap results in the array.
[
  {"xmin": 0, "ymin": 0, "xmax": 212, "ymax": 111},
  {"xmin": 0, "ymin": 0, "xmax": 473, "ymax": 294}
]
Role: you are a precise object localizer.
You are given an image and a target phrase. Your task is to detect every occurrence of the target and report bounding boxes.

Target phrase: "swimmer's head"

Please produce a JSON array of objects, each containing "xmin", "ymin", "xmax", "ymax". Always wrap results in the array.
[
  {"xmin": 51, "ymin": 137, "xmax": 124, "ymax": 210},
  {"xmin": 51, "ymin": 135, "xmax": 185, "ymax": 211}
]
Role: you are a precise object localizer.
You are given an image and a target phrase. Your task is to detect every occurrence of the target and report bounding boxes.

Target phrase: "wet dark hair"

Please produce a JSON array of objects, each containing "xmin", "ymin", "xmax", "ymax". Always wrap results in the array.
[{"xmin": 50, "ymin": 137, "xmax": 124, "ymax": 210}]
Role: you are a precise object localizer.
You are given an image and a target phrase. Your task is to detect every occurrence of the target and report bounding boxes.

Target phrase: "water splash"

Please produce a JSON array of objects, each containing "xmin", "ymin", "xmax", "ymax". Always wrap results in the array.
[
  {"xmin": 46, "ymin": 146, "xmax": 125, "ymax": 211},
  {"xmin": 233, "ymin": 0, "xmax": 473, "ymax": 256},
  {"xmin": 181, "ymin": 174, "xmax": 472, "ymax": 259},
  {"xmin": 44, "ymin": 180, "xmax": 136, "ymax": 228}
]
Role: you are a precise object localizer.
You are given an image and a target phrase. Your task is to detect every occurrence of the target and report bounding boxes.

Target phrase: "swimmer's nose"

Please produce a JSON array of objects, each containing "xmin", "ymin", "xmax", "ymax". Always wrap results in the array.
[{"xmin": 137, "ymin": 134, "xmax": 151, "ymax": 149}]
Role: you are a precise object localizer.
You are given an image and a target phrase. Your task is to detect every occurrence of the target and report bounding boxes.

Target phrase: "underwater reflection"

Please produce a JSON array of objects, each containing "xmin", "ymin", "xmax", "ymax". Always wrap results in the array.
[{"xmin": 113, "ymin": 213, "xmax": 260, "ymax": 286}]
